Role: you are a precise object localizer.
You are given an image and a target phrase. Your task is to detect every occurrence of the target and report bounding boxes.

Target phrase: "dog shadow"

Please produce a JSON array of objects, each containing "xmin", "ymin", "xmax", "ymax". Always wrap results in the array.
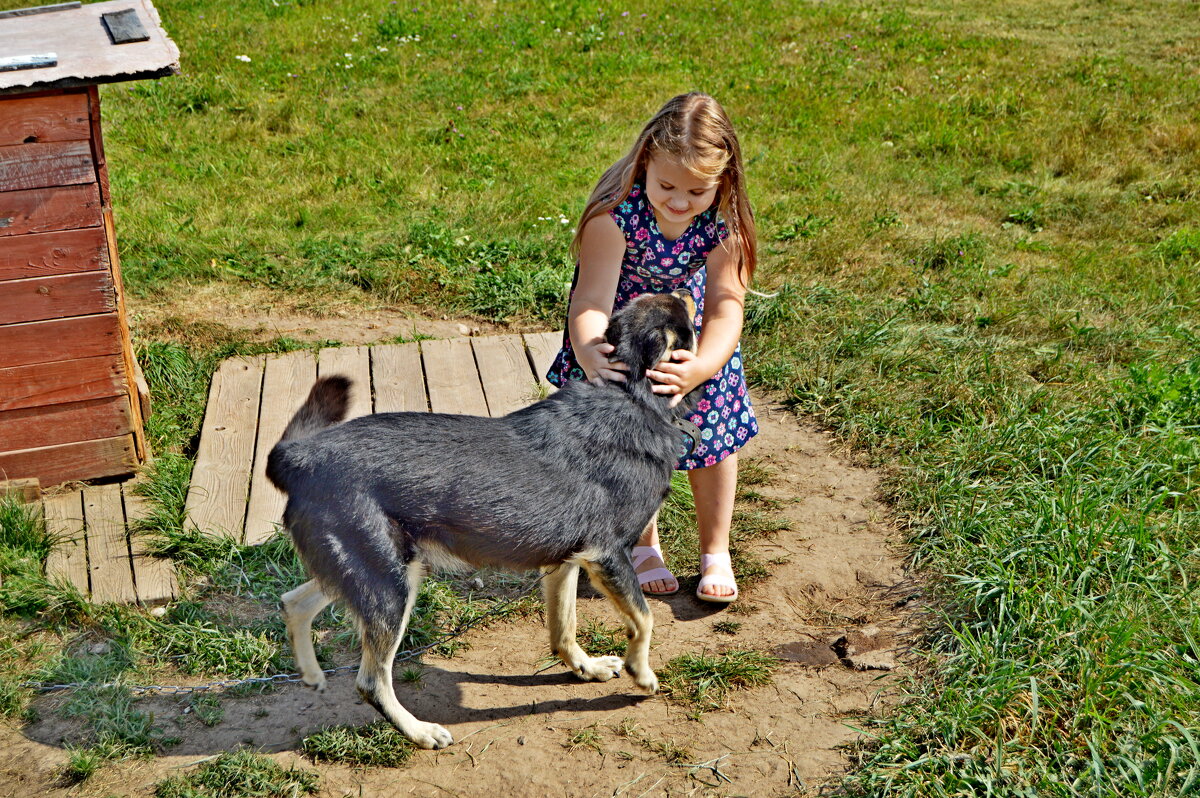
[{"xmin": 18, "ymin": 661, "xmax": 651, "ymax": 757}]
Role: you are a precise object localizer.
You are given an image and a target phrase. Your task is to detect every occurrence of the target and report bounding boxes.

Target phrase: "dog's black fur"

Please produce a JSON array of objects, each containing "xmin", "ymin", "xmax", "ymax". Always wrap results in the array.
[{"xmin": 266, "ymin": 291, "xmax": 700, "ymax": 749}]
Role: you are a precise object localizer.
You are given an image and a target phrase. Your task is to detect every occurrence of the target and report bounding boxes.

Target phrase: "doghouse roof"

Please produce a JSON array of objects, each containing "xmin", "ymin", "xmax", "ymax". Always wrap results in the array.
[{"xmin": 0, "ymin": 0, "xmax": 178, "ymax": 95}]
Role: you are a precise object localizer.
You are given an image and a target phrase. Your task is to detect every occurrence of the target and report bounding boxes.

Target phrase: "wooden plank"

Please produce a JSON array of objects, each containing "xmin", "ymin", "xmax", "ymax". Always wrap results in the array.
[
  {"xmin": 0, "ymin": 270, "xmax": 114, "ymax": 325},
  {"xmin": 0, "ymin": 0, "xmax": 181, "ymax": 95},
  {"xmin": 0, "ymin": 394, "xmax": 130, "ymax": 451},
  {"xmin": 523, "ymin": 331, "xmax": 563, "ymax": 392},
  {"xmin": 44, "ymin": 489, "xmax": 87, "ymax": 594},
  {"xmin": 472, "ymin": 334, "xmax": 539, "ymax": 417},
  {"xmin": 422, "ymin": 338, "xmax": 488, "ymax": 416},
  {"xmin": 0, "ymin": 433, "xmax": 134, "ymax": 486},
  {"xmin": 0, "ymin": 140, "xmax": 94, "ymax": 192},
  {"xmin": 0, "ymin": 54, "xmax": 57, "ymax": 74},
  {"xmin": 101, "ymin": 8, "xmax": 150, "ymax": 44},
  {"xmin": 183, "ymin": 356, "xmax": 263, "ymax": 540},
  {"xmin": 0, "ymin": 227, "xmax": 108, "ymax": 281},
  {"xmin": 101, "ymin": 202, "xmax": 147, "ymax": 462},
  {"xmin": 0, "ymin": 182, "xmax": 102, "ymax": 236},
  {"xmin": 0, "ymin": 313, "xmax": 122, "ymax": 369},
  {"xmin": 82, "ymin": 483, "xmax": 135, "ymax": 603},
  {"xmin": 244, "ymin": 349, "xmax": 315, "ymax": 545},
  {"xmin": 123, "ymin": 487, "xmax": 176, "ymax": 604},
  {"xmin": 0, "ymin": 3, "xmax": 81, "ymax": 20},
  {"xmin": 0, "ymin": 477, "xmax": 39, "ymax": 503},
  {"xmin": 318, "ymin": 345, "xmax": 372, "ymax": 419},
  {"xmin": 0, "ymin": 354, "xmax": 123, "ymax": 411},
  {"xmin": 371, "ymin": 342, "xmax": 427, "ymax": 413}
]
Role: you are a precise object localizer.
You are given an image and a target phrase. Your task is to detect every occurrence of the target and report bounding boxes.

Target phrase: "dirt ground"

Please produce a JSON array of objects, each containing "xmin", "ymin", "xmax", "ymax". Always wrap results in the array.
[{"xmin": 0, "ymin": 313, "xmax": 919, "ymax": 798}]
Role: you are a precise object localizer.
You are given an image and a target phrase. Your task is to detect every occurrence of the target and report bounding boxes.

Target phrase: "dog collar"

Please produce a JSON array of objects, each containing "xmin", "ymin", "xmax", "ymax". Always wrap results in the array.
[{"xmin": 670, "ymin": 416, "xmax": 702, "ymax": 454}]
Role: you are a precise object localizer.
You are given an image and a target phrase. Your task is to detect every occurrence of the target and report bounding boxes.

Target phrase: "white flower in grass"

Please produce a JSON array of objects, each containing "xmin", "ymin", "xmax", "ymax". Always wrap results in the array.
[{"xmin": 235, "ymin": 54, "xmax": 251, "ymax": 62}]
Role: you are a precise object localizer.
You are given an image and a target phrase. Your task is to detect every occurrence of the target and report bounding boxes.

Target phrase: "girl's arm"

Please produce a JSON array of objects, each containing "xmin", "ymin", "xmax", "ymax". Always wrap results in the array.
[
  {"xmin": 646, "ymin": 237, "xmax": 746, "ymax": 403},
  {"xmin": 568, "ymin": 213, "xmax": 628, "ymax": 382}
]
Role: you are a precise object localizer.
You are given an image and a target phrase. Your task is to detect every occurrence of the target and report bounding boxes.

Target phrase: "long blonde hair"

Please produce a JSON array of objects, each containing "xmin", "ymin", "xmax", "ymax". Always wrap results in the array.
[{"xmin": 570, "ymin": 93, "xmax": 757, "ymax": 285}]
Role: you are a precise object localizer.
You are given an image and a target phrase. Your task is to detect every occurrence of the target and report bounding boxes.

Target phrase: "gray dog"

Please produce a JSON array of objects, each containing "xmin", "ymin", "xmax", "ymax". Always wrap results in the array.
[{"xmin": 266, "ymin": 291, "xmax": 701, "ymax": 749}]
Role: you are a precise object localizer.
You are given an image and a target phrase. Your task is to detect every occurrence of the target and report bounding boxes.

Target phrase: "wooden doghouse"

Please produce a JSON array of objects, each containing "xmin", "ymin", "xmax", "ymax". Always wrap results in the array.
[{"xmin": 0, "ymin": 0, "xmax": 178, "ymax": 487}]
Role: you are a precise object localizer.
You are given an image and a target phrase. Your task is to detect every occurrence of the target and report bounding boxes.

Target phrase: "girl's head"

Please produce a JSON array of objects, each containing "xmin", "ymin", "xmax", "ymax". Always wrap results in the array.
[{"xmin": 573, "ymin": 93, "xmax": 757, "ymax": 283}]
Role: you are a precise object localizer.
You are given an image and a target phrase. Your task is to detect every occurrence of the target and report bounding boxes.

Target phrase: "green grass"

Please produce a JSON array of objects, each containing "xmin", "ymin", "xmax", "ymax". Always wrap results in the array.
[
  {"xmin": 0, "ymin": 0, "xmax": 1197, "ymax": 792},
  {"xmin": 659, "ymin": 650, "xmax": 778, "ymax": 713},
  {"xmin": 300, "ymin": 721, "xmax": 415, "ymax": 767},
  {"xmin": 154, "ymin": 750, "xmax": 319, "ymax": 797}
]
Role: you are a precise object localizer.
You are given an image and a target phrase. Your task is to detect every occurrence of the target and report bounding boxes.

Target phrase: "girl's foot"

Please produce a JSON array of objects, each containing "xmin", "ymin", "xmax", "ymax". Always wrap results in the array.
[
  {"xmin": 696, "ymin": 551, "xmax": 738, "ymax": 603},
  {"xmin": 632, "ymin": 544, "xmax": 679, "ymax": 596}
]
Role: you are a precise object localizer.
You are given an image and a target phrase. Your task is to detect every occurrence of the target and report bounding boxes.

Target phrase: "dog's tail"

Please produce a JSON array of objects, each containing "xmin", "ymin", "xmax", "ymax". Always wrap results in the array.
[{"xmin": 267, "ymin": 376, "xmax": 351, "ymax": 491}]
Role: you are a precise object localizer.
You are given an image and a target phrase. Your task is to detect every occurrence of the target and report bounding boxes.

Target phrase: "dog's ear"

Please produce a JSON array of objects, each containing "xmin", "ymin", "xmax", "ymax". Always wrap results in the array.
[{"xmin": 605, "ymin": 308, "xmax": 666, "ymax": 384}]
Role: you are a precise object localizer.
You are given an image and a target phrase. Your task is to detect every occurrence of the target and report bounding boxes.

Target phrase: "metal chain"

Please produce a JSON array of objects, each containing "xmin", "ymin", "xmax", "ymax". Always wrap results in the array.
[{"xmin": 21, "ymin": 571, "xmax": 548, "ymax": 697}]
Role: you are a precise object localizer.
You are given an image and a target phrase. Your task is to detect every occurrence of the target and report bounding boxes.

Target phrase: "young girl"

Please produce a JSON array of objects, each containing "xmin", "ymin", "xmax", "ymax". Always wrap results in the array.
[{"xmin": 547, "ymin": 92, "xmax": 759, "ymax": 603}]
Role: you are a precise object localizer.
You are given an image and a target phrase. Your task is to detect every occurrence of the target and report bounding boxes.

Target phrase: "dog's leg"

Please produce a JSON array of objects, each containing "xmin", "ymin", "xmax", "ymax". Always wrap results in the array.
[
  {"xmin": 542, "ymin": 563, "xmax": 623, "ymax": 682},
  {"xmin": 581, "ymin": 555, "xmax": 659, "ymax": 693},
  {"xmin": 353, "ymin": 561, "xmax": 452, "ymax": 750},
  {"xmin": 281, "ymin": 579, "xmax": 333, "ymax": 692}
]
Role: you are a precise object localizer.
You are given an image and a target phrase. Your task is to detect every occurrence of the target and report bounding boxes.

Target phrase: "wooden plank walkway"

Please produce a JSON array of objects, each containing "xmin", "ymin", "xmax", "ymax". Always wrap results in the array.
[
  {"xmin": 185, "ymin": 332, "xmax": 562, "ymax": 544},
  {"xmin": 35, "ymin": 331, "xmax": 563, "ymax": 603},
  {"xmin": 41, "ymin": 479, "xmax": 178, "ymax": 605}
]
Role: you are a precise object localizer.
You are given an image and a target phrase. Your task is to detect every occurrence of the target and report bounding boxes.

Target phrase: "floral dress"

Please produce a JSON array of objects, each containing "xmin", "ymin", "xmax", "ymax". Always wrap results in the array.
[{"xmin": 547, "ymin": 182, "xmax": 759, "ymax": 470}]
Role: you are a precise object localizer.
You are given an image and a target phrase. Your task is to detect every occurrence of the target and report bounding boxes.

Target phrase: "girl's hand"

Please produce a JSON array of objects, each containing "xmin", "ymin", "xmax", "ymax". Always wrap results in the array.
[
  {"xmin": 646, "ymin": 349, "xmax": 709, "ymax": 407},
  {"xmin": 579, "ymin": 341, "xmax": 628, "ymax": 385}
]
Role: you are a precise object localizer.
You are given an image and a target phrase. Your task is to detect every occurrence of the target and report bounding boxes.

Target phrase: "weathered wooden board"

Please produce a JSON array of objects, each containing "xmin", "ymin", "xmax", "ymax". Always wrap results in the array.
[
  {"xmin": 0, "ymin": 312, "xmax": 122, "ymax": 369},
  {"xmin": 0, "ymin": 433, "xmax": 135, "ymax": 486},
  {"xmin": 44, "ymin": 490, "xmax": 88, "ymax": 594},
  {"xmin": 372, "ymin": 342, "xmax": 426, "ymax": 413},
  {"xmin": 123, "ymin": 488, "xmax": 176, "ymax": 604},
  {"xmin": 0, "ymin": 91, "xmax": 89, "ymax": 147},
  {"xmin": 0, "ymin": 140, "xmax": 94, "ymax": 192},
  {"xmin": 318, "ymin": 345, "xmax": 372, "ymax": 419},
  {"xmin": 184, "ymin": 356, "xmax": 262, "ymax": 539},
  {"xmin": 101, "ymin": 8, "xmax": 150, "ymax": 45},
  {"xmin": 523, "ymin": 331, "xmax": 562, "ymax": 391},
  {"xmin": 83, "ymin": 483, "xmax": 135, "ymax": 603},
  {"xmin": 422, "ymin": 338, "xmax": 488, "ymax": 416},
  {"xmin": 0, "ymin": 226, "xmax": 108, "ymax": 281},
  {"xmin": 0, "ymin": 477, "xmax": 39, "ymax": 503},
  {"xmin": 0, "ymin": 270, "xmax": 114, "ymax": 324},
  {"xmin": 0, "ymin": 3, "xmax": 81, "ymax": 20},
  {"xmin": 0, "ymin": 0, "xmax": 180, "ymax": 95},
  {"xmin": 243, "ymin": 349, "xmax": 315, "ymax": 545},
  {"xmin": 0, "ymin": 394, "xmax": 130, "ymax": 451},
  {"xmin": 0, "ymin": 354, "xmax": 123, "ymax": 411},
  {"xmin": 473, "ymin": 334, "xmax": 538, "ymax": 417},
  {"xmin": 0, "ymin": 182, "xmax": 102, "ymax": 236}
]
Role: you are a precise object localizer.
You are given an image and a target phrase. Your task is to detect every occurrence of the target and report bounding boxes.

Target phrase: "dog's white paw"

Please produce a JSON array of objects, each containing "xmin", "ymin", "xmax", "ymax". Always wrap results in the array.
[
  {"xmin": 632, "ymin": 668, "xmax": 659, "ymax": 694},
  {"xmin": 576, "ymin": 655, "xmax": 624, "ymax": 682},
  {"xmin": 407, "ymin": 721, "xmax": 453, "ymax": 750},
  {"xmin": 303, "ymin": 675, "xmax": 327, "ymax": 694}
]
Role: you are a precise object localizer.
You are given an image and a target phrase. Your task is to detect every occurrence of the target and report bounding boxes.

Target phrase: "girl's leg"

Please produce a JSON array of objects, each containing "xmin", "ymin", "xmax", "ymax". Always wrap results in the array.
[
  {"xmin": 688, "ymin": 453, "xmax": 738, "ymax": 599},
  {"xmin": 634, "ymin": 517, "xmax": 678, "ymax": 595}
]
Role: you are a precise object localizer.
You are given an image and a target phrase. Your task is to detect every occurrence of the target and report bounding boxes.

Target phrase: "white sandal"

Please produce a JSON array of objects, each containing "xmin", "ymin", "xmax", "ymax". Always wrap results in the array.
[
  {"xmin": 696, "ymin": 552, "xmax": 738, "ymax": 604},
  {"xmin": 631, "ymin": 544, "xmax": 679, "ymax": 596}
]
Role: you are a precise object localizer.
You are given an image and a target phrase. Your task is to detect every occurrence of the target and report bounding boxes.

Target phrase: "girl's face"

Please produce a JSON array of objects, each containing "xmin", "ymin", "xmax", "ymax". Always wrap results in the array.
[{"xmin": 644, "ymin": 154, "xmax": 719, "ymax": 230}]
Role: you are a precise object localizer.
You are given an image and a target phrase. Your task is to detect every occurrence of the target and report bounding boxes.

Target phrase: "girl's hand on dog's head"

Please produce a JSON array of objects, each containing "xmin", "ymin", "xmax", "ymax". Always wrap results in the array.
[
  {"xmin": 584, "ymin": 341, "xmax": 628, "ymax": 384},
  {"xmin": 646, "ymin": 349, "xmax": 706, "ymax": 408}
]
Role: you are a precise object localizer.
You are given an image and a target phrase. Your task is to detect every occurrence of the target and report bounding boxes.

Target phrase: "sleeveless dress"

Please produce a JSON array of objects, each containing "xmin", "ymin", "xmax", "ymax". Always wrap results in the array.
[{"xmin": 546, "ymin": 182, "xmax": 759, "ymax": 470}]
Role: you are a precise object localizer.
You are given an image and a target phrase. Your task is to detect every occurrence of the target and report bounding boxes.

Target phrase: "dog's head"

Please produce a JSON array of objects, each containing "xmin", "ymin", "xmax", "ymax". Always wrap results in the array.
[{"xmin": 604, "ymin": 290, "xmax": 699, "ymax": 401}]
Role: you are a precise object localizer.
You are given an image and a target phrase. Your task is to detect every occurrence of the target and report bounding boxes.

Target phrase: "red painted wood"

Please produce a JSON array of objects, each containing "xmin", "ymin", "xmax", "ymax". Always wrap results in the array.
[
  {"xmin": 0, "ymin": 227, "xmax": 108, "ymax": 281},
  {"xmin": 0, "ymin": 394, "xmax": 131, "ymax": 451},
  {"xmin": 0, "ymin": 313, "xmax": 122, "ymax": 369},
  {"xmin": 0, "ymin": 92, "xmax": 90, "ymax": 147},
  {"xmin": 0, "ymin": 354, "xmax": 124, "ymax": 411},
  {"xmin": 0, "ymin": 183, "xmax": 103, "ymax": 236},
  {"xmin": 0, "ymin": 434, "xmax": 136, "ymax": 487},
  {"xmin": 0, "ymin": 270, "xmax": 115, "ymax": 325},
  {"xmin": 0, "ymin": 140, "xmax": 95, "ymax": 192}
]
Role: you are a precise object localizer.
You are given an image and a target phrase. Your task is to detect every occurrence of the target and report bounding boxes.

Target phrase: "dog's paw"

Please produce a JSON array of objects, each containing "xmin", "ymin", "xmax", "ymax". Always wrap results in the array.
[
  {"xmin": 303, "ymin": 675, "xmax": 327, "ymax": 694},
  {"xmin": 576, "ymin": 655, "xmax": 624, "ymax": 682},
  {"xmin": 625, "ymin": 660, "xmax": 658, "ymax": 693},
  {"xmin": 407, "ymin": 721, "xmax": 453, "ymax": 750}
]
